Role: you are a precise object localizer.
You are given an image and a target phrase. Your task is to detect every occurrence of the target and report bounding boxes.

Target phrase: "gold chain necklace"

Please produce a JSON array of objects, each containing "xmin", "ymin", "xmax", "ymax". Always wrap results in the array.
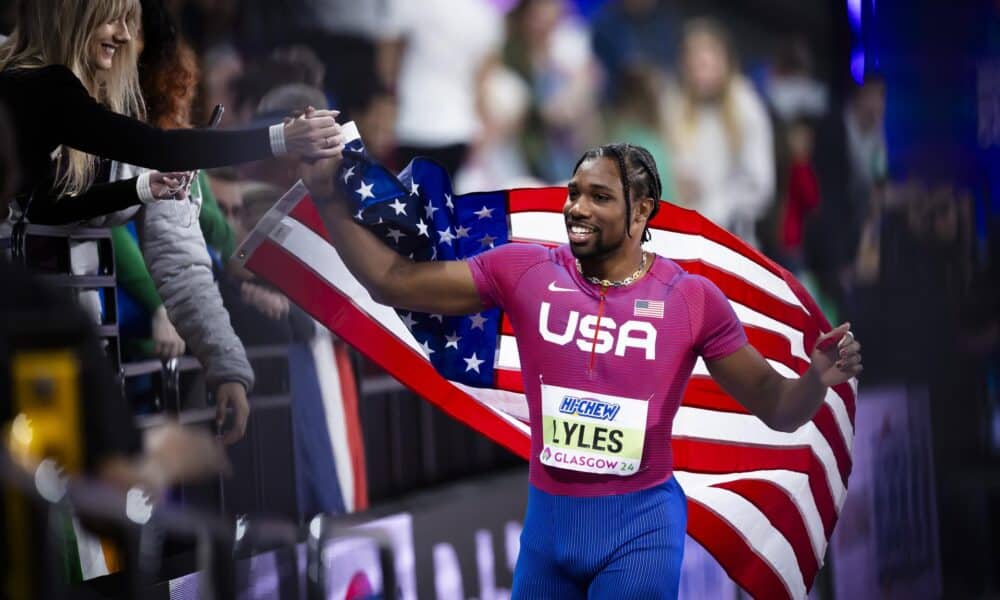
[{"xmin": 576, "ymin": 252, "xmax": 648, "ymax": 288}]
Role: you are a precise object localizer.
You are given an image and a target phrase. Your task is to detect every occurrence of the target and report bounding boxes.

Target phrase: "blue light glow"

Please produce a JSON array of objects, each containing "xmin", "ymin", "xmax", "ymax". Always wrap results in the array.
[
  {"xmin": 847, "ymin": 0, "xmax": 862, "ymax": 31},
  {"xmin": 851, "ymin": 48, "xmax": 866, "ymax": 84}
]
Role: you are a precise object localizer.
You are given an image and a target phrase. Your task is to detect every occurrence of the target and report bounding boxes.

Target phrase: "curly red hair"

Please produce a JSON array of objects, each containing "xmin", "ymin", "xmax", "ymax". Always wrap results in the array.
[{"xmin": 140, "ymin": 40, "xmax": 199, "ymax": 130}]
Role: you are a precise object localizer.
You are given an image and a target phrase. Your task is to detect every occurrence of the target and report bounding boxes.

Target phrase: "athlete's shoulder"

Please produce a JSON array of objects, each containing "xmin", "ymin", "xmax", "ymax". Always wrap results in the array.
[
  {"xmin": 470, "ymin": 241, "xmax": 557, "ymax": 284},
  {"xmin": 474, "ymin": 241, "xmax": 555, "ymax": 265},
  {"xmin": 673, "ymin": 271, "xmax": 723, "ymax": 298},
  {"xmin": 645, "ymin": 254, "xmax": 689, "ymax": 290}
]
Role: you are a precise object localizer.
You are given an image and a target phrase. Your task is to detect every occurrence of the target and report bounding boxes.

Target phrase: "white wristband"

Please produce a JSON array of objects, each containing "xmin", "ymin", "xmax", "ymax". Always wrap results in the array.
[
  {"xmin": 269, "ymin": 123, "xmax": 288, "ymax": 156},
  {"xmin": 342, "ymin": 121, "xmax": 361, "ymax": 145},
  {"xmin": 136, "ymin": 172, "xmax": 156, "ymax": 204}
]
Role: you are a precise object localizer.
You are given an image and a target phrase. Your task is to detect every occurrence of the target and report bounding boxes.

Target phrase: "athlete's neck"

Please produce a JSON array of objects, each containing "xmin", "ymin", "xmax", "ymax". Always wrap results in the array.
[{"xmin": 577, "ymin": 246, "xmax": 646, "ymax": 283}]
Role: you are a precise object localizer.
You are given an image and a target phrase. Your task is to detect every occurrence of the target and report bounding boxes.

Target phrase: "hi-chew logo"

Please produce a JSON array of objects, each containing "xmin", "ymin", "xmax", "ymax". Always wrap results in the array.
[{"xmin": 559, "ymin": 396, "xmax": 621, "ymax": 421}]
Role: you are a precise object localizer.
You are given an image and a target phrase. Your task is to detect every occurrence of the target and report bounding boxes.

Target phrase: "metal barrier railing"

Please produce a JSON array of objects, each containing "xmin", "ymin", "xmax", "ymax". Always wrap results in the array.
[
  {"xmin": 306, "ymin": 513, "xmax": 398, "ymax": 600},
  {"xmin": 2, "ymin": 446, "xmax": 398, "ymax": 600},
  {"xmin": 8, "ymin": 223, "xmax": 121, "ymax": 372}
]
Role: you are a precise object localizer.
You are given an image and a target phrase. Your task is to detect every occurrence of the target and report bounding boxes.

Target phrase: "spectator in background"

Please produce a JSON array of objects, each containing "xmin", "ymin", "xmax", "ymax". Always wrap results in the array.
[
  {"xmin": 605, "ymin": 66, "xmax": 677, "ymax": 202},
  {"xmin": 775, "ymin": 118, "xmax": 820, "ymax": 272},
  {"xmin": 590, "ymin": 0, "xmax": 680, "ymax": 101},
  {"xmin": 193, "ymin": 42, "xmax": 242, "ymax": 127},
  {"xmin": 0, "ymin": 0, "xmax": 343, "ymax": 226},
  {"xmin": 764, "ymin": 37, "xmax": 828, "ymax": 124},
  {"xmin": 109, "ymin": 0, "xmax": 254, "ymax": 444},
  {"xmin": 454, "ymin": 64, "xmax": 539, "ymax": 193},
  {"xmin": 207, "ymin": 167, "xmax": 245, "ymax": 238},
  {"xmin": 338, "ymin": 80, "xmax": 398, "ymax": 166},
  {"xmin": 665, "ymin": 18, "xmax": 775, "ymax": 248},
  {"xmin": 504, "ymin": 0, "xmax": 600, "ymax": 183},
  {"xmin": 230, "ymin": 45, "xmax": 327, "ymax": 126},
  {"xmin": 392, "ymin": 0, "xmax": 503, "ymax": 175},
  {"xmin": 805, "ymin": 75, "xmax": 887, "ymax": 317}
]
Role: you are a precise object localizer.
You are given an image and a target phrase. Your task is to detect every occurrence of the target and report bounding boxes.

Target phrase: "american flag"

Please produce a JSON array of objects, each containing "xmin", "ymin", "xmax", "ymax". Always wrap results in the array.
[
  {"xmin": 634, "ymin": 298, "xmax": 665, "ymax": 319},
  {"xmin": 236, "ymin": 134, "xmax": 856, "ymax": 600}
]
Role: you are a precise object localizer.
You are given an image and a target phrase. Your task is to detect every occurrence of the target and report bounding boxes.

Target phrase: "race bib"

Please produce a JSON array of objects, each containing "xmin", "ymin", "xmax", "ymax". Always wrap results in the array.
[{"xmin": 539, "ymin": 383, "xmax": 648, "ymax": 476}]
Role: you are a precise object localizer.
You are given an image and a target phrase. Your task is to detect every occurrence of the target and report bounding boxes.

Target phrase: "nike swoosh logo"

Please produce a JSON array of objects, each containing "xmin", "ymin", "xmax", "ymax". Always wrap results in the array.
[{"xmin": 547, "ymin": 281, "xmax": 577, "ymax": 293}]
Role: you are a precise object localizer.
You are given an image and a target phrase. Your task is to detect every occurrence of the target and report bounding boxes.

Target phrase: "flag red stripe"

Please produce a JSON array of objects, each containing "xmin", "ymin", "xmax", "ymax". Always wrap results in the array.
[
  {"xmin": 687, "ymin": 499, "xmax": 792, "ymax": 600},
  {"xmin": 675, "ymin": 259, "xmax": 812, "ymax": 332},
  {"xmin": 674, "ymin": 438, "xmax": 837, "ymax": 536},
  {"xmin": 507, "ymin": 188, "xmax": 787, "ymax": 279},
  {"xmin": 507, "ymin": 187, "xmax": 568, "ymax": 213},
  {"xmin": 245, "ymin": 239, "xmax": 532, "ymax": 459},
  {"xmin": 714, "ymin": 479, "xmax": 820, "ymax": 585},
  {"xmin": 289, "ymin": 195, "xmax": 327, "ymax": 238},
  {"xmin": 743, "ymin": 325, "xmax": 809, "ymax": 373},
  {"xmin": 812, "ymin": 405, "xmax": 852, "ymax": 486},
  {"xmin": 647, "ymin": 204, "xmax": 787, "ymax": 279},
  {"xmin": 333, "ymin": 340, "xmax": 369, "ymax": 511},
  {"xmin": 683, "ymin": 378, "xmax": 750, "ymax": 414},
  {"xmin": 496, "ymin": 368, "xmax": 524, "ymax": 394},
  {"xmin": 501, "ymin": 314, "xmax": 514, "ymax": 337}
]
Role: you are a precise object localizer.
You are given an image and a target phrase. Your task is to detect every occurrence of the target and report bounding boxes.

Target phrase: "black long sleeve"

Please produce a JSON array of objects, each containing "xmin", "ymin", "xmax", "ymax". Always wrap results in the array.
[
  {"xmin": 25, "ymin": 178, "xmax": 140, "ymax": 225},
  {"xmin": 0, "ymin": 65, "xmax": 278, "ymax": 223}
]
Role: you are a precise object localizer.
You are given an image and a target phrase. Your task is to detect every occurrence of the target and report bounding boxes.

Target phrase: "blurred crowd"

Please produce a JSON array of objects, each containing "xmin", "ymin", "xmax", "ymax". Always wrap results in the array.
[{"xmin": 0, "ymin": 0, "xmax": 998, "ymax": 569}]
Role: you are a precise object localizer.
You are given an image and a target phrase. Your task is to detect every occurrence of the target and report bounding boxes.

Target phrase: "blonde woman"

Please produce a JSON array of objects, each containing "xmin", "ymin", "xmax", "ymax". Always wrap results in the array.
[
  {"xmin": 0, "ymin": 0, "xmax": 343, "ymax": 225},
  {"xmin": 666, "ymin": 19, "xmax": 775, "ymax": 248}
]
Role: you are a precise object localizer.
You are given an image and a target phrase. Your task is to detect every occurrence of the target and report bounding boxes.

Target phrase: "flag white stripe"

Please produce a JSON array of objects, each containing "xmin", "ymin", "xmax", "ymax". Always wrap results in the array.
[
  {"xmin": 273, "ymin": 216, "xmax": 426, "ymax": 358},
  {"xmin": 497, "ymin": 335, "xmax": 520, "ymax": 370},
  {"xmin": 451, "ymin": 381, "xmax": 532, "ymax": 433},
  {"xmin": 310, "ymin": 329, "xmax": 356, "ymax": 511},
  {"xmin": 730, "ymin": 301, "xmax": 808, "ymax": 361},
  {"xmin": 509, "ymin": 212, "xmax": 804, "ymax": 309},
  {"xmin": 673, "ymin": 406, "xmax": 845, "ymax": 503},
  {"xmin": 677, "ymin": 481, "xmax": 806, "ymax": 599},
  {"xmin": 693, "ymin": 361, "xmax": 854, "ymax": 452},
  {"xmin": 678, "ymin": 470, "xmax": 826, "ymax": 562},
  {"xmin": 690, "ymin": 355, "xmax": 853, "ymax": 458}
]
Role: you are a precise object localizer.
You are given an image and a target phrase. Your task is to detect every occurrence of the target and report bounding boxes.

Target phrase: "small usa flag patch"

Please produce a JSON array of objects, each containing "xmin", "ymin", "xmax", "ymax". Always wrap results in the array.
[{"xmin": 634, "ymin": 299, "xmax": 664, "ymax": 318}]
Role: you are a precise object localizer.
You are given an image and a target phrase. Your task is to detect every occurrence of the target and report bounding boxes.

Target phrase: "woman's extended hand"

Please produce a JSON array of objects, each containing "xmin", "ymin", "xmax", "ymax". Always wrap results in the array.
[
  {"xmin": 149, "ymin": 171, "xmax": 194, "ymax": 200},
  {"xmin": 283, "ymin": 110, "xmax": 344, "ymax": 160}
]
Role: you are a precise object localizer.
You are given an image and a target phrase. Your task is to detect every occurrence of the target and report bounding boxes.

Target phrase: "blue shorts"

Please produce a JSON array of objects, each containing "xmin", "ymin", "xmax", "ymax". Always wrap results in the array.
[{"xmin": 512, "ymin": 477, "xmax": 687, "ymax": 599}]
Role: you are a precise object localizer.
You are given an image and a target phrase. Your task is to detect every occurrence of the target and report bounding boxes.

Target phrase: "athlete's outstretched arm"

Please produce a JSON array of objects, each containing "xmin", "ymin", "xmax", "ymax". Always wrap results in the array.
[
  {"xmin": 304, "ymin": 157, "xmax": 485, "ymax": 316},
  {"xmin": 705, "ymin": 323, "xmax": 861, "ymax": 432}
]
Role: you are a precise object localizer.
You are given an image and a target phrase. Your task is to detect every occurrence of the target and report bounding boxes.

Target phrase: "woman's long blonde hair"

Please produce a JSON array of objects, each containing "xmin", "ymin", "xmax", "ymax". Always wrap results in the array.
[
  {"xmin": 0, "ymin": 0, "xmax": 144, "ymax": 196},
  {"xmin": 676, "ymin": 18, "xmax": 743, "ymax": 155}
]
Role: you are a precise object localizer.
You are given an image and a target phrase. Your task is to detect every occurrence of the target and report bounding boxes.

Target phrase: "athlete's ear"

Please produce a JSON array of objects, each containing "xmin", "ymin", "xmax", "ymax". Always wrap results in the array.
[{"xmin": 634, "ymin": 196, "xmax": 655, "ymax": 223}]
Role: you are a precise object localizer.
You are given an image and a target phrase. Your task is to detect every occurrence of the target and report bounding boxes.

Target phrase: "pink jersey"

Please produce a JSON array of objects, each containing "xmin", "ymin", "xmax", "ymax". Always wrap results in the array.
[{"xmin": 469, "ymin": 243, "xmax": 747, "ymax": 496}]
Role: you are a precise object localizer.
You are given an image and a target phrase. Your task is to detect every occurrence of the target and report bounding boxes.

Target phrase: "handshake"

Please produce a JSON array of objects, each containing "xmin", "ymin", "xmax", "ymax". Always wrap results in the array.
[
  {"xmin": 148, "ymin": 107, "xmax": 349, "ymax": 203},
  {"xmin": 280, "ymin": 107, "xmax": 348, "ymax": 162}
]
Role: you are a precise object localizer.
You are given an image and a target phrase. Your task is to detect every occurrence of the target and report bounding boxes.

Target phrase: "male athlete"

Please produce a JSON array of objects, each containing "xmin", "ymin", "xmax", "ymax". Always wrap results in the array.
[{"xmin": 305, "ymin": 141, "xmax": 862, "ymax": 598}]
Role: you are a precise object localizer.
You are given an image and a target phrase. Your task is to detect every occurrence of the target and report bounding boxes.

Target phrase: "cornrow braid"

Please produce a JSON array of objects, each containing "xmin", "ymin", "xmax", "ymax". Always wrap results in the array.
[
  {"xmin": 572, "ymin": 143, "xmax": 664, "ymax": 243},
  {"xmin": 631, "ymin": 147, "xmax": 663, "ymax": 242}
]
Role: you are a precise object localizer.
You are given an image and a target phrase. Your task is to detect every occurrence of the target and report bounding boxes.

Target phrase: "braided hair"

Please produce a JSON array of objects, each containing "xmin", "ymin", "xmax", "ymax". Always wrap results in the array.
[{"xmin": 572, "ymin": 144, "xmax": 663, "ymax": 242}]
